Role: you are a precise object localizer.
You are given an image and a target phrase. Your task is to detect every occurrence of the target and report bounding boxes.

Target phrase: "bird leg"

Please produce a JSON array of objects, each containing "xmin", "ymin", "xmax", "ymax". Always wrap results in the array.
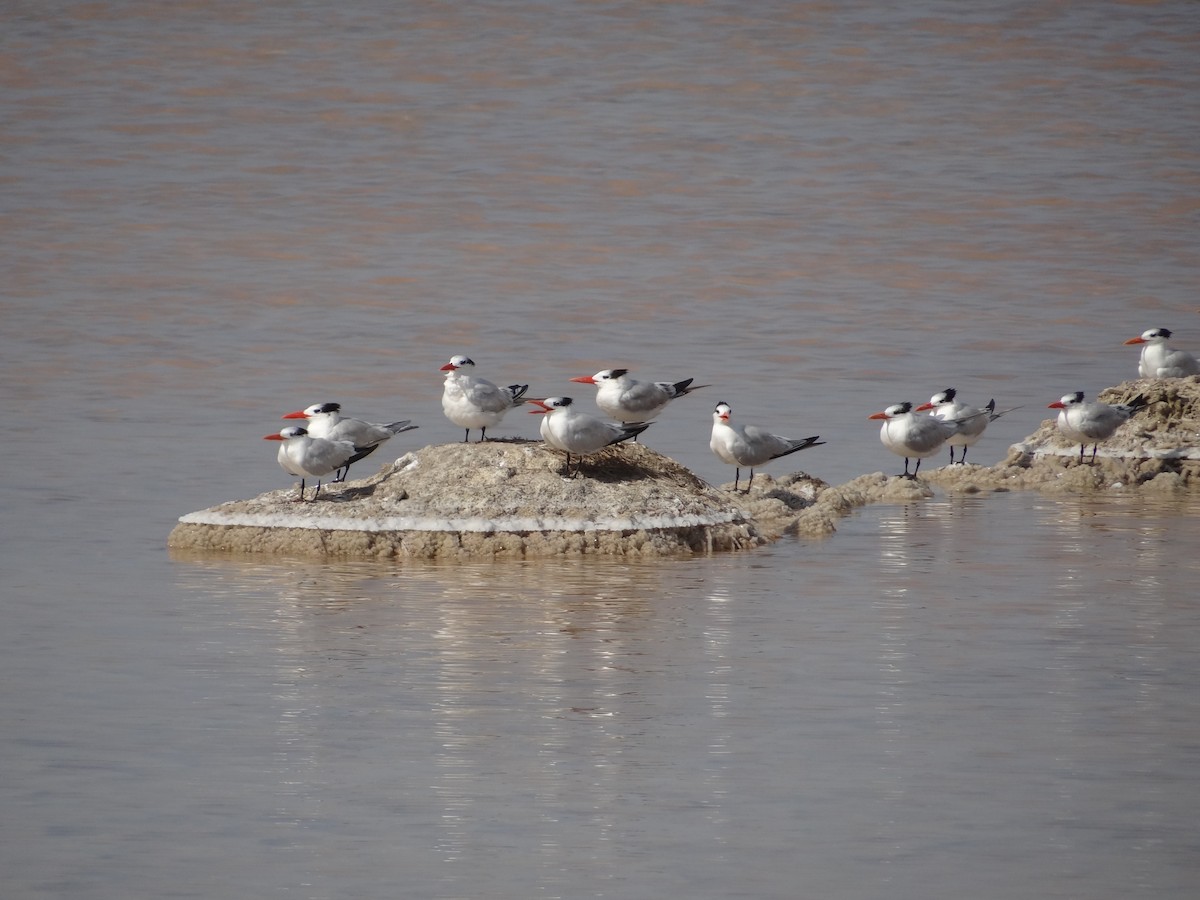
[
  {"xmin": 745, "ymin": 469, "xmax": 755, "ymax": 493},
  {"xmin": 293, "ymin": 479, "xmax": 307, "ymax": 502}
]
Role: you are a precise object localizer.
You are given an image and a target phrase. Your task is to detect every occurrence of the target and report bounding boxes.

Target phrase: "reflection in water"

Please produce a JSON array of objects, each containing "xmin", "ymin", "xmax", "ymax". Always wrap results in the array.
[
  {"xmin": 171, "ymin": 554, "xmax": 747, "ymax": 891},
  {"xmin": 701, "ymin": 585, "xmax": 733, "ymax": 842},
  {"xmin": 1032, "ymin": 493, "xmax": 1194, "ymax": 889},
  {"xmin": 174, "ymin": 556, "xmax": 720, "ymax": 888},
  {"xmin": 872, "ymin": 503, "xmax": 930, "ymax": 851},
  {"xmin": 425, "ymin": 560, "xmax": 655, "ymax": 880},
  {"xmin": 873, "ymin": 501, "xmax": 958, "ymax": 754},
  {"xmin": 1034, "ymin": 495, "xmax": 1092, "ymax": 852}
]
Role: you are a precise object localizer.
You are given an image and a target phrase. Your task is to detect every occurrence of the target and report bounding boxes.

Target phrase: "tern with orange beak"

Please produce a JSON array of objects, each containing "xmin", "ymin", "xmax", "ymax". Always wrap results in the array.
[
  {"xmin": 282, "ymin": 402, "xmax": 417, "ymax": 481},
  {"xmin": 1124, "ymin": 328, "xmax": 1198, "ymax": 378},
  {"xmin": 915, "ymin": 389, "xmax": 1018, "ymax": 465},
  {"xmin": 1047, "ymin": 391, "xmax": 1148, "ymax": 464},
  {"xmin": 440, "ymin": 355, "xmax": 530, "ymax": 442},
  {"xmin": 569, "ymin": 368, "xmax": 708, "ymax": 427},
  {"xmin": 868, "ymin": 402, "xmax": 965, "ymax": 478},
  {"xmin": 709, "ymin": 402, "xmax": 824, "ymax": 492},
  {"xmin": 264, "ymin": 426, "xmax": 362, "ymax": 502},
  {"xmin": 529, "ymin": 396, "xmax": 651, "ymax": 474}
]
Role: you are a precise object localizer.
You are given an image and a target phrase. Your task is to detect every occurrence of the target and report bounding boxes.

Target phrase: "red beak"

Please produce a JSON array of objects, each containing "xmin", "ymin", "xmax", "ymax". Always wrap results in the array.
[
  {"xmin": 263, "ymin": 433, "xmax": 285, "ymax": 441},
  {"xmin": 1047, "ymin": 401, "xmax": 1065, "ymax": 409},
  {"xmin": 440, "ymin": 363, "xmax": 458, "ymax": 372}
]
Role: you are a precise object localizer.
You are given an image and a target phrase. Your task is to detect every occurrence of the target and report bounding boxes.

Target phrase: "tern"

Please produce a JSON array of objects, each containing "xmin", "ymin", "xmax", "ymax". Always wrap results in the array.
[
  {"xmin": 709, "ymin": 401, "xmax": 824, "ymax": 492},
  {"xmin": 528, "ymin": 396, "xmax": 651, "ymax": 474},
  {"xmin": 569, "ymin": 368, "xmax": 709, "ymax": 429},
  {"xmin": 264, "ymin": 426, "xmax": 362, "ymax": 502},
  {"xmin": 440, "ymin": 355, "xmax": 530, "ymax": 442},
  {"xmin": 1124, "ymin": 328, "xmax": 1199, "ymax": 378},
  {"xmin": 282, "ymin": 402, "xmax": 418, "ymax": 481},
  {"xmin": 915, "ymin": 388, "xmax": 1018, "ymax": 464},
  {"xmin": 869, "ymin": 401, "xmax": 977, "ymax": 478},
  {"xmin": 1047, "ymin": 391, "xmax": 1148, "ymax": 464}
]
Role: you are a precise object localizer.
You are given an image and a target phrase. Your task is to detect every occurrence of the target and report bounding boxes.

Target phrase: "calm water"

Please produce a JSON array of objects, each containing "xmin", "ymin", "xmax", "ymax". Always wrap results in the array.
[{"xmin": 3, "ymin": 1, "xmax": 1199, "ymax": 897}]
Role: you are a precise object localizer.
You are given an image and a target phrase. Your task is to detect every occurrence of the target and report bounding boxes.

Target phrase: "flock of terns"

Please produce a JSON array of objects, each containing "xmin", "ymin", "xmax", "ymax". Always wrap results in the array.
[{"xmin": 265, "ymin": 328, "xmax": 1197, "ymax": 502}]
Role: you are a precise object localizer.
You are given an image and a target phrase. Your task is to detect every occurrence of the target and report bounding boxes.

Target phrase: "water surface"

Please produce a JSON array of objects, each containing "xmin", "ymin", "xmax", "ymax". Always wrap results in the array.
[{"xmin": 3, "ymin": 1, "xmax": 1199, "ymax": 898}]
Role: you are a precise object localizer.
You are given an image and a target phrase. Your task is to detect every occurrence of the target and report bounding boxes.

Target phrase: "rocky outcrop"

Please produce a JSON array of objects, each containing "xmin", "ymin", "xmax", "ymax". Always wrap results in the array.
[{"xmin": 168, "ymin": 440, "xmax": 815, "ymax": 560}]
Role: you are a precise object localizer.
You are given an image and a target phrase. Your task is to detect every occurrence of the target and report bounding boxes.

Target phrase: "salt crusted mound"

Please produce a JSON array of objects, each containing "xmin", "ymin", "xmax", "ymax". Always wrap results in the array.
[
  {"xmin": 921, "ymin": 377, "xmax": 1200, "ymax": 495},
  {"xmin": 169, "ymin": 440, "xmax": 831, "ymax": 560}
]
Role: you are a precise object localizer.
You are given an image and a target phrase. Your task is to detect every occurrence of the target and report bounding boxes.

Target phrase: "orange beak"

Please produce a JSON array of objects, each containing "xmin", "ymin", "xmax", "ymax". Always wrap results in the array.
[
  {"xmin": 569, "ymin": 376, "xmax": 596, "ymax": 384},
  {"xmin": 527, "ymin": 399, "xmax": 552, "ymax": 414},
  {"xmin": 868, "ymin": 412, "xmax": 889, "ymax": 420},
  {"xmin": 914, "ymin": 402, "xmax": 934, "ymax": 411},
  {"xmin": 281, "ymin": 410, "xmax": 308, "ymax": 419},
  {"xmin": 1123, "ymin": 336, "xmax": 1147, "ymax": 345},
  {"xmin": 263, "ymin": 433, "xmax": 286, "ymax": 441}
]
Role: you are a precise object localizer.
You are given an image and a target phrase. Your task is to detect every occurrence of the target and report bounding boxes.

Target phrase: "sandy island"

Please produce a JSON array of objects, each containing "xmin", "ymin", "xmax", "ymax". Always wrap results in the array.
[{"xmin": 168, "ymin": 378, "xmax": 1199, "ymax": 559}]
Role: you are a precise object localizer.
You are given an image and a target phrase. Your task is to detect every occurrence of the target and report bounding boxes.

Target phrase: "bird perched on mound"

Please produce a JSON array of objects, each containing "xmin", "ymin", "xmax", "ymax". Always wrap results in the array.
[
  {"xmin": 529, "ymin": 396, "xmax": 651, "ymax": 474},
  {"xmin": 915, "ymin": 388, "xmax": 1018, "ymax": 465},
  {"xmin": 569, "ymin": 368, "xmax": 709, "ymax": 430},
  {"xmin": 869, "ymin": 401, "xmax": 985, "ymax": 479},
  {"xmin": 282, "ymin": 402, "xmax": 418, "ymax": 481},
  {"xmin": 1047, "ymin": 391, "xmax": 1149, "ymax": 464},
  {"xmin": 440, "ymin": 355, "xmax": 530, "ymax": 442},
  {"xmin": 264, "ymin": 426, "xmax": 364, "ymax": 502},
  {"xmin": 1124, "ymin": 328, "xmax": 1199, "ymax": 378},
  {"xmin": 709, "ymin": 402, "xmax": 824, "ymax": 492}
]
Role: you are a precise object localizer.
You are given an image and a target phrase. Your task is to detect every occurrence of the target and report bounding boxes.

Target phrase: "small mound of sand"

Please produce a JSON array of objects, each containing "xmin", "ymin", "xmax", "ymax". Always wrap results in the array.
[{"xmin": 169, "ymin": 441, "xmax": 827, "ymax": 560}]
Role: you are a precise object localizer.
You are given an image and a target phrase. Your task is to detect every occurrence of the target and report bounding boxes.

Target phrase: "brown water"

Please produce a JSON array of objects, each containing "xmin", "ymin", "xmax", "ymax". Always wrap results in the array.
[{"xmin": 3, "ymin": 2, "xmax": 1200, "ymax": 898}]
